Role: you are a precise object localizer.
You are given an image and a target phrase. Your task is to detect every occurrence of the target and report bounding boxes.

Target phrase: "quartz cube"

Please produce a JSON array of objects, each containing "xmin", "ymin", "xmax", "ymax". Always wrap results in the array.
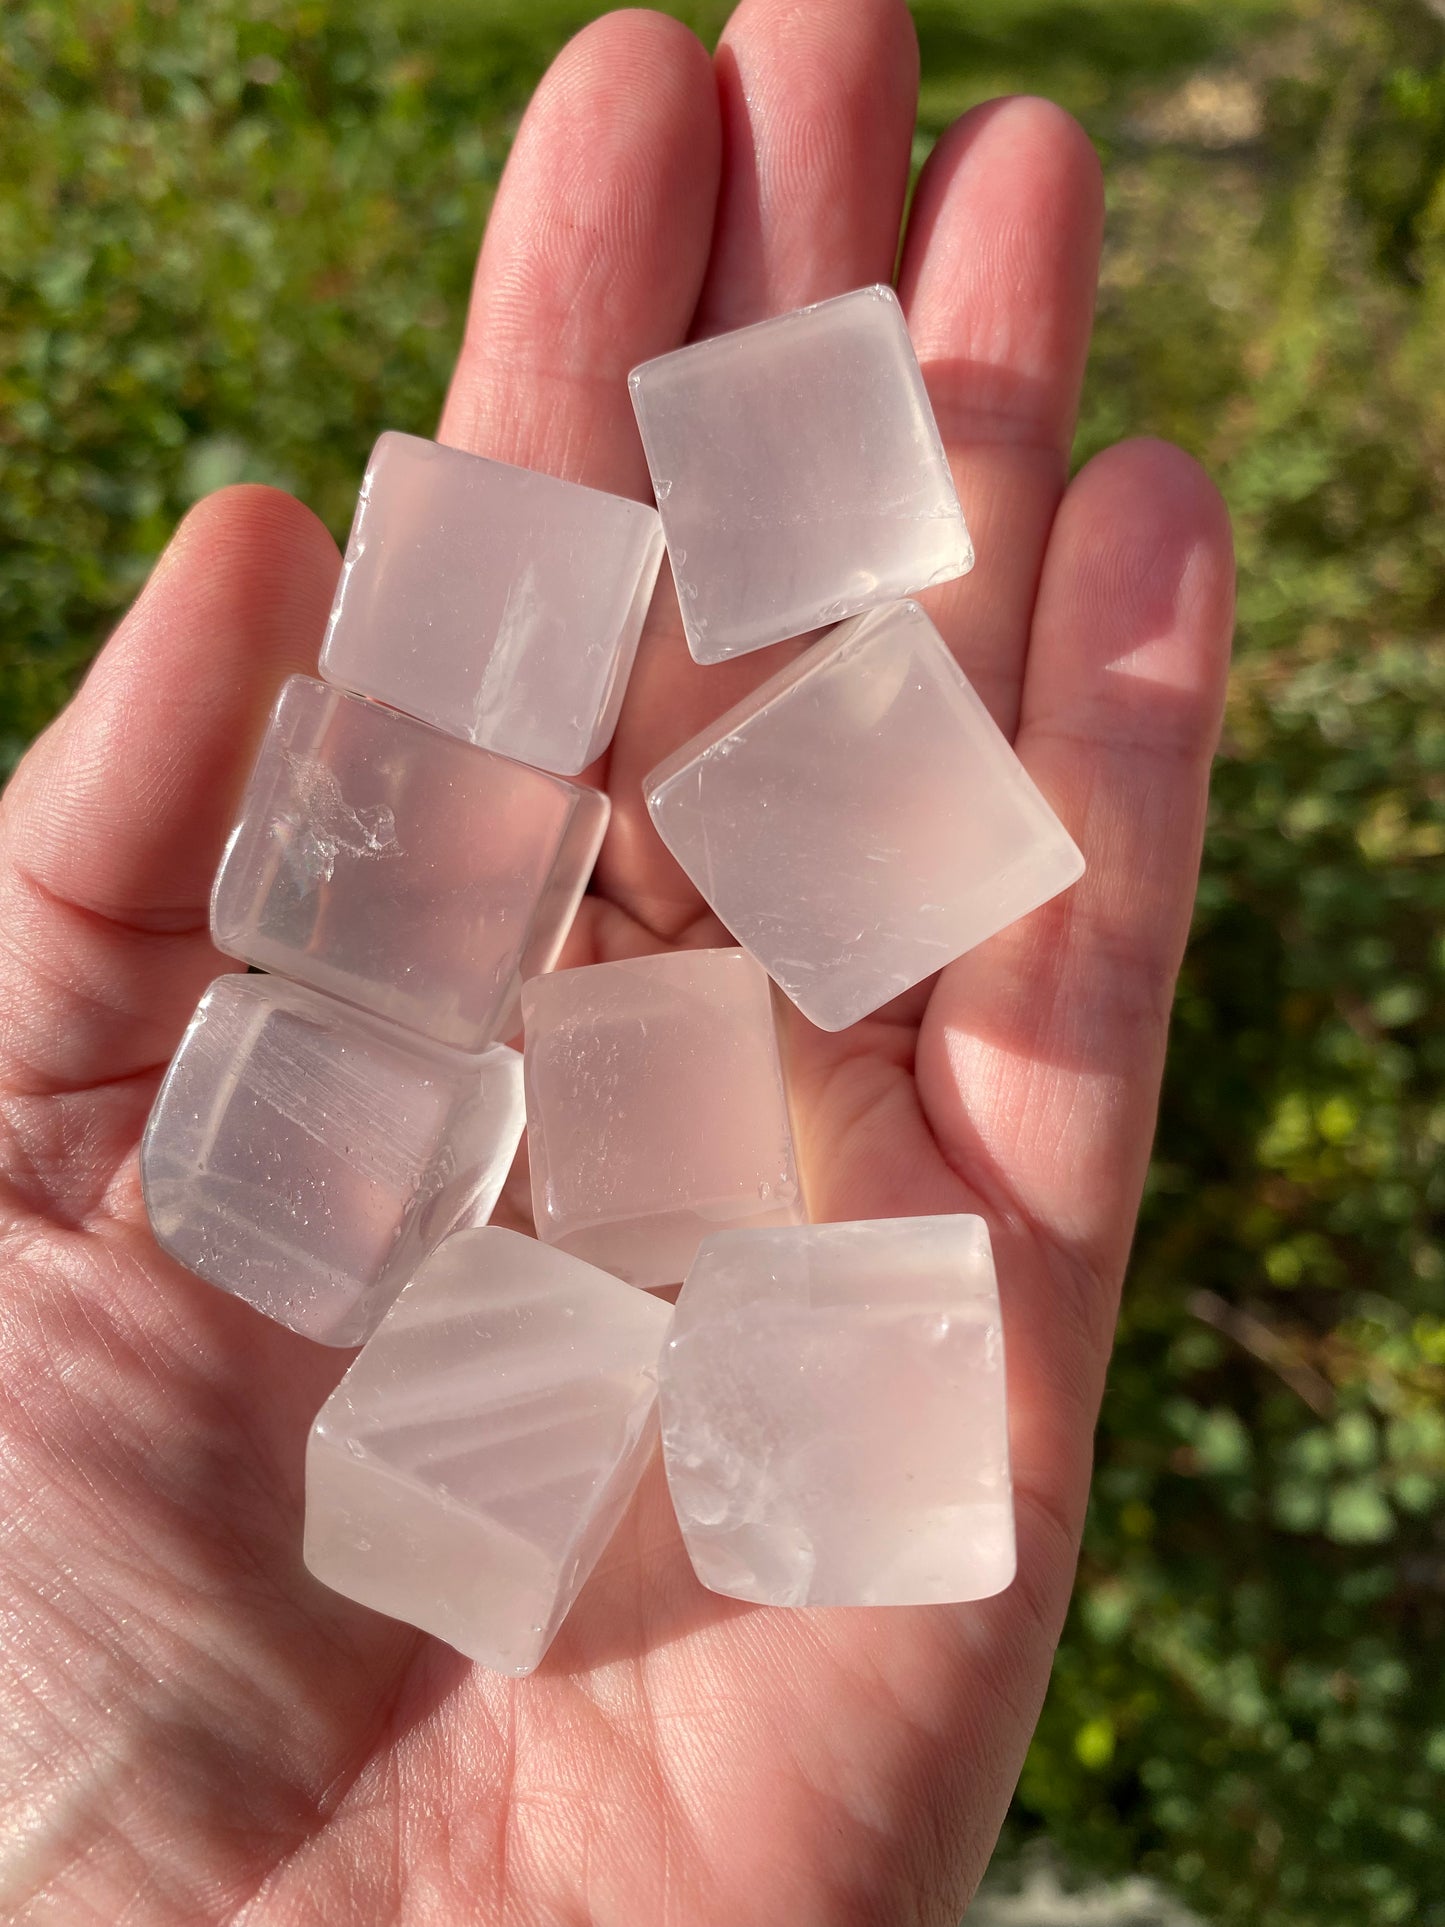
[
  {"xmin": 141, "ymin": 973, "xmax": 524, "ymax": 1347},
  {"xmin": 646, "ymin": 600, "xmax": 1084, "ymax": 1032},
  {"xmin": 319, "ymin": 432, "xmax": 664, "ymax": 776},
  {"xmin": 660, "ymin": 1217, "xmax": 1014, "ymax": 1608},
  {"xmin": 212, "ymin": 676, "xmax": 608, "ymax": 1051},
  {"xmin": 304, "ymin": 1227, "xmax": 671, "ymax": 1673},
  {"xmin": 523, "ymin": 948, "xmax": 804, "ymax": 1290},
  {"xmin": 629, "ymin": 285, "xmax": 972, "ymax": 663}
]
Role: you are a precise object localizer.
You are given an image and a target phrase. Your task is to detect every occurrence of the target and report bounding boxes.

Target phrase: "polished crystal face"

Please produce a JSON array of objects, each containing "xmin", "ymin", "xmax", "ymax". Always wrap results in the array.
[
  {"xmin": 320, "ymin": 432, "xmax": 664, "ymax": 776},
  {"xmin": 211, "ymin": 675, "xmax": 608, "ymax": 1051},
  {"xmin": 629, "ymin": 285, "xmax": 972, "ymax": 662},
  {"xmin": 523, "ymin": 948, "xmax": 804, "ymax": 1290},
  {"xmin": 646, "ymin": 599, "xmax": 1084, "ymax": 1031},
  {"xmin": 660, "ymin": 1218, "xmax": 1015, "ymax": 1608},
  {"xmin": 304, "ymin": 1227, "xmax": 672, "ymax": 1672},
  {"xmin": 141, "ymin": 973, "xmax": 524, "ymax": 1347}
]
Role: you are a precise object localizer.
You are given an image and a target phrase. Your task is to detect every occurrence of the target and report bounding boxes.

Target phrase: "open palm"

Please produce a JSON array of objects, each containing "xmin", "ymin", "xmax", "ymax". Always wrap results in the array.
[{"xmin": 0, "ymin": 3, "xmax": 1234, "ymax": 1920}]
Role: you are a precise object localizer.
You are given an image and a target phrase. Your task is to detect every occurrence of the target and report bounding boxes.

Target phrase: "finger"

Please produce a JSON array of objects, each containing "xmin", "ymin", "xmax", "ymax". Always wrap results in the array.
[
  {"xmin": 920, "ymin": 438, "xmax": 1236, "ymax": 1345},
  {"xmin": 602, "ymin": 0, "xmax": 920, "ymax": 938},
  {"xmin": 438, "ymin": 9, "xmax": 721, "ymax": 501},
  {"xmin": 690, "ymin": 0, "xmax": 919, "ymax": 337},
  {"xmin": 0, "ymin": 486, "xmax": 338, "ymax": 1103},
  {"xmin": 899, "ymin": 96, "xmax": 1104, "ymax": 733}
]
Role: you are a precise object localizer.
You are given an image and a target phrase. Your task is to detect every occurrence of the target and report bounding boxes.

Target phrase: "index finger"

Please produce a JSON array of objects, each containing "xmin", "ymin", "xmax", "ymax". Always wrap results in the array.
[{"xmin": 438, "ymin": 9, "xmax": 721, "ymax": 500}]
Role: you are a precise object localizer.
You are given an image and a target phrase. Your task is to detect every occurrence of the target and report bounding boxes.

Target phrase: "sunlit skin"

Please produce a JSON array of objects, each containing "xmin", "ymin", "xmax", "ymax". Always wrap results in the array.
[{"xmin": 0, "ymin": 3, "xmax": 1233, "ymax": 1921}]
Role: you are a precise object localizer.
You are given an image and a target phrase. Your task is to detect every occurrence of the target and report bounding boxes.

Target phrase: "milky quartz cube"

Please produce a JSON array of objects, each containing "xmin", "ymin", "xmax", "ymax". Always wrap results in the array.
[
  {"xmin": 629, "ymin": 285, "xmax": 972, "ymax": 663},
  {"xmin": 319, "ymin": 432, "xmax": 664, "ymax": 775},
  {"xmin": 212, "ymin": 676, "xmax": 608, "ymax": 1050},
  {"xmin": 646, "ymin": 599, "xmax": 1084, "ymax": 1031},
  {"xmin": 523, "ymin": 948, "xmax": 804, "ymax": 1290},
  {"xmin": 304, "ymin": 1227, "xmax": 671, "ymax": 1673},
  {"xmin": 141, "ymin": 974, "xmax": 524, "ymax": 1347},
  {"xmin": 660, "ymin": 1218, "xmax": 1014, "ymax": 1607}
]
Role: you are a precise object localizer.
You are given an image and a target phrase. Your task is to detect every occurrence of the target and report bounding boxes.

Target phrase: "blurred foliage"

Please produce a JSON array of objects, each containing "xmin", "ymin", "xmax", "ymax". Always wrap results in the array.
[
  {"xmin": 2, "ymin": 0, "xmax": 1443, "ymax": 1922},
  {"xmin": 1006, "ymin": 7, "xmax": 1445, "ymax": 1924}
]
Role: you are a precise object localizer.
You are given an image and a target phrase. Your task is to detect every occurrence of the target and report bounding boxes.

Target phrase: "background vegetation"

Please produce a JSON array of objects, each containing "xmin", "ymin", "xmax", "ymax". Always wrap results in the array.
[{"xmin": 3, "ymin": 1, "xmax": 1443, "ymax": 1920}]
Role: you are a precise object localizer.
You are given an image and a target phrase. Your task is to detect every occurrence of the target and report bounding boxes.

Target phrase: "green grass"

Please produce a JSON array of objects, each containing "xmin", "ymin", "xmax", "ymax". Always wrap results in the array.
[{"xmin": 4, "ymin": 2, "xmax": 1445, "ymax": 1921}]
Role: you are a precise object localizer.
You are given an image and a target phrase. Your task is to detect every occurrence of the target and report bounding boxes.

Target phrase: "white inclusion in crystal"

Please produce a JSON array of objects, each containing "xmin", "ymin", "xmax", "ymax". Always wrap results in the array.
[
  {"xmin": 660, "ymin": 1217, "xmax": 1016, "ymax": 1609},
  {"xmin": 280, "ymin": 751, "xmax": 399, "ymax": 887},
  {"xmin": 304, "ymin": 1228, "xmax": 671, "ymax": 1674},
  {"xmin": 470, "ymin": 557, "xmax": 544, "ymax": 744}
]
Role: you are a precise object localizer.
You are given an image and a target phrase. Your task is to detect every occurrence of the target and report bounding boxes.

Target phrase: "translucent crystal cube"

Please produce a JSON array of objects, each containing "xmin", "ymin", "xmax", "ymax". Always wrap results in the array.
[
  {"xmin": 523, "ymin": 948, "xmax": 804, "ymax": 1290},
  {"xmin": 320, "ymin": 432, "xmax": 664, "ymax": 776},
  {"xmin": 646, "ymin": 600, "xmax": 1084, "ymax": 1032},
  {"xmin": 304, "ymin": 1227, "xmax": 671, "ymax": 1673},
  {"xmin": 141, "ymin": 973, "xmax": 524, "ymax": 1347},
  {"xmin": 212, "ymin": 676, "xmax": 608, "ymax": 1051},
  {"xmin": 628, "ymin": 285, "xmax": 972, "ymax": 663},
  {"xmin": 660, "ymin": 1218, "xmax": 1014, "ymax": 1608}
]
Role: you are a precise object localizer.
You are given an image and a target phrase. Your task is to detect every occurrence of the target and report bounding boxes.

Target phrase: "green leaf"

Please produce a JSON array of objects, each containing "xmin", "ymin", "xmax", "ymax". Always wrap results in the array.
[{"xmin": 1325, "ymin": 1479, "xmax": 1395, "ymax": 1544}]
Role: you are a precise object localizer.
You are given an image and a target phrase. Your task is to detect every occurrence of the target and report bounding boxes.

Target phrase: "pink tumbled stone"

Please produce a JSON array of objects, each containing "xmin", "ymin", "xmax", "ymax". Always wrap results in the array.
[
  {"xmin": 629, "ymin": 285, "xmax": 972, "ymax": 663},
  {"xmin": 660, "ymin": 1217, "xmax": 1015, "ymax": 1608},
  {"xmin": 141, "ymin": 974, "xmax": 524, "ymax": 1347},
  {"xmin": 523, "ymin": 948, "xmax": 804, "ymax": 1290},
  {"xmin": 304, "ymin": 1227, "xmax": 671, "ymax": 1673},
  {"xmin": 212, "ymin": 676, "xmax": 608, "ymax": 1051},
  {"xmin": 646, "ymin": 599, "xmax": 1084, "ymax": 1031},
  {"xmin": 320, "ymin": 432, "xmax": 664, "ymax": 775}
]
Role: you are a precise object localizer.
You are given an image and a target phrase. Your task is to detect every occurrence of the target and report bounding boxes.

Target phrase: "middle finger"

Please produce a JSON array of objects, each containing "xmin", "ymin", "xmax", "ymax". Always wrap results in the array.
[{"xmin": 602, "ymin": 0, "xmax": 922, "ymax": 938}]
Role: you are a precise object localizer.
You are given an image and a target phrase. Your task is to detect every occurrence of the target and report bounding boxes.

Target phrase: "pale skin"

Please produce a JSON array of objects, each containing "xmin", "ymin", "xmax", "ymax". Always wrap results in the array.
[{"xmin": 0, "ymin": 2, "xmax": 1235, "ymax": 1921}]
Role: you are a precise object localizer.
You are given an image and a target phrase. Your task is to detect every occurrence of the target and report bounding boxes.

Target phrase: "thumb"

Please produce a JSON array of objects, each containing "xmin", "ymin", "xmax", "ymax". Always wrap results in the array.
[{"xmin": 0, "ymin": 485, "xmax": 337, "ymax": 1103}]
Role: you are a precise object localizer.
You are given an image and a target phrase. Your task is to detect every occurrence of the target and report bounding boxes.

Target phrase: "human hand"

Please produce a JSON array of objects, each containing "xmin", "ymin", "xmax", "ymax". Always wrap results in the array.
[{"xmin": 0, "ymin": 2, "xmax": 1234, "ymax": 1920}]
